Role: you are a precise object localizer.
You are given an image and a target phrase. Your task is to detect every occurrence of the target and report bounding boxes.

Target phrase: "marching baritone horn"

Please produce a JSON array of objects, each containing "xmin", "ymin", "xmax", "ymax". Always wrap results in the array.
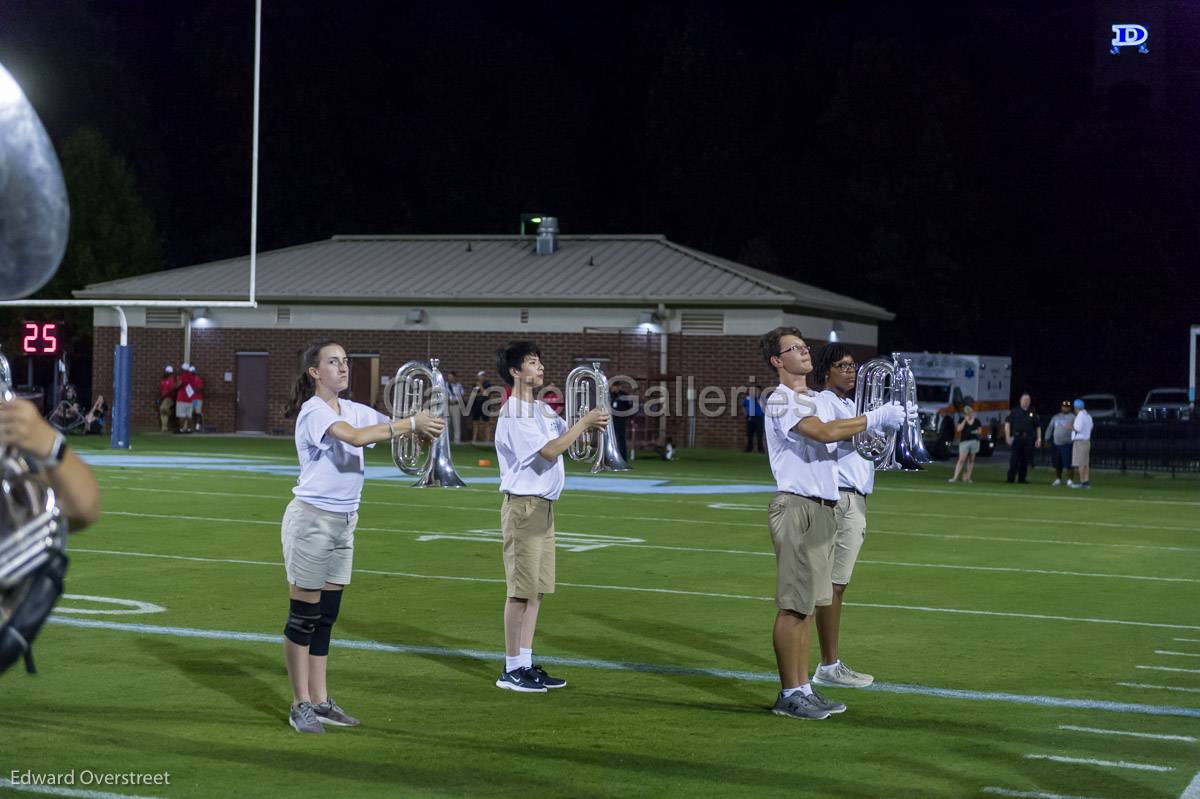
[
  {"xmin": 389, "ymin": 358, "xmax": 466, "ymax": 488},
  {"xmin": 564, "ymin": 362, "xmax": 631, "ymax": 474},
  {"xmin": 852, "ymin": 355, "xmax": 933, "ymax": 472}
]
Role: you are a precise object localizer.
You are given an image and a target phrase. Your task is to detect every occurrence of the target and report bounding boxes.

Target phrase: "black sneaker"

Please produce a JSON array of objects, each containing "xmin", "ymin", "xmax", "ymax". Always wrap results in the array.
[
  {"xmin": 495, "ymin": 667, "xmax": 547, "ymax": 693},
  {"xmin": 529, "ymin": 664, "xmax": 567, "ymax": 689}
]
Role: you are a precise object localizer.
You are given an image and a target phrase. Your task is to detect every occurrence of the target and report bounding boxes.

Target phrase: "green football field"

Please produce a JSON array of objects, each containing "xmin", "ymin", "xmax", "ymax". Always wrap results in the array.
[{"xmin": 3, "ymin": 434, "xmax": 1198, "ymax": 799}]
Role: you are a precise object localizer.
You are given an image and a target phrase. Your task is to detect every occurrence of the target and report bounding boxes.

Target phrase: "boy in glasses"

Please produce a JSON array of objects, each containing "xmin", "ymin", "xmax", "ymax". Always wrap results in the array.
[{"xmin": 758, "ymin": 327, "xmax": 911, "ymax": 720}]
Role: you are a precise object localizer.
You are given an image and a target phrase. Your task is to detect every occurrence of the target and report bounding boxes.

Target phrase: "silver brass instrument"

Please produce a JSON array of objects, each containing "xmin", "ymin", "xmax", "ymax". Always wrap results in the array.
[
  {"xmin": 0, "ymin": 64, "xmax": 71, "ymax": 299},
  {"xmin": 388, "ymin": 358, "xmax": 466, "ymax": 488},
  {"xmin": 564, "ymin": 362, "xmax": 631, "ymax": 474},
  {"xmin": 0, "ymin": 60, "xmax": 71, "ymax": 674},
  {"xmin": 1, "ymin": 352, "xmax": 69, "ymax": 674},
  {"xmin": 852, "ymin": 355, "xmax": 933, "ymax": 472}
]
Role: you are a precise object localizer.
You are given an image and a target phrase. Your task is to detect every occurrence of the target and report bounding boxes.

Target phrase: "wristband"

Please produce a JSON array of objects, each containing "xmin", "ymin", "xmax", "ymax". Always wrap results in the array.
[{"xmin": 42, "ymin": 431, "xmax": 68, "ymax": 470}]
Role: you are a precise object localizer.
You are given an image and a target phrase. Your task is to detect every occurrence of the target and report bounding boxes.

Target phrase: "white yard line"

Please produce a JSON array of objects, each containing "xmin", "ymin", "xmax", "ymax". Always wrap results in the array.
[
  {"xmin": 1136, "ymin": 665, "xmax": 1200, "ymax": 674},
  {"xmin": 1022, "ymin": 753, "xmax": 1174, "ymax": 772},
  {"xmin": 980, "ymin": 788, "xmax": 1105, "ymax": 799},
  {"xmin": 1057, "ymin": 724, "xmax": 1196, "ymax": 743},
  {"xmin": 1118, "ymin": 682, "xmax": 1200, "ymax": 694},
  {"xmin": 68, "ymin": 545, "xmax": 1200, "ymax": 631},
  {"xmin": 1155, "ymin": 651, "xmax": 1200, "ymax": 658}
]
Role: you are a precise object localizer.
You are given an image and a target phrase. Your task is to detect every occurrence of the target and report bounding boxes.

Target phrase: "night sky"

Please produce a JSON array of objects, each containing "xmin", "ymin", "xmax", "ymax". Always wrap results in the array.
[{"xmin": 2, "ymin": 0, "xmax": 1198, "ymax": 413}]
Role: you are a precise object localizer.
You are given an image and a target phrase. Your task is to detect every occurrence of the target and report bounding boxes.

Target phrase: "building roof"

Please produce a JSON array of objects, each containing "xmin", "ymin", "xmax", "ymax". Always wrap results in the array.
[{"xmin": 75, "ymin": 234, "xmax": 893, "ymax": 321}]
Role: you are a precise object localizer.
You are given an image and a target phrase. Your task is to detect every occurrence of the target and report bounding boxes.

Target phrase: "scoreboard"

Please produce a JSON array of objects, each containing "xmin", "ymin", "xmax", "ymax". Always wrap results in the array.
[{"xmin": 20, "ymin": 321, "xmax": 64, "ymax": 355}]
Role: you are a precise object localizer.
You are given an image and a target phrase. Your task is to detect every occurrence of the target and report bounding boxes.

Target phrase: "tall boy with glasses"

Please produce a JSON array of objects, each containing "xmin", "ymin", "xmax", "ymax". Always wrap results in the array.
[
  {"xmin": 810, "ymin": 343, "xmax": 875, "ymax": 689},
  {"xmin": 759, "ymin": 327, "xmax": 911, "ymax": 720}
]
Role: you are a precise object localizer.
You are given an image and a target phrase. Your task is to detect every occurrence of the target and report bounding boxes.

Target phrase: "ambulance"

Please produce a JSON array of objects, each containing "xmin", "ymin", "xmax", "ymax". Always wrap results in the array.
[{"xmin": 892, "ymin": 352, "xmax": 1013, "ymax": 459}]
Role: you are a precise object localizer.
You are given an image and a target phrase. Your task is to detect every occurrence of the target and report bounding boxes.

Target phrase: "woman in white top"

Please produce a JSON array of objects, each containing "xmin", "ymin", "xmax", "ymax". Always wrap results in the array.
[{"xmin": 279, "ymin": 340, "xmax": 443, "ymax": 733}]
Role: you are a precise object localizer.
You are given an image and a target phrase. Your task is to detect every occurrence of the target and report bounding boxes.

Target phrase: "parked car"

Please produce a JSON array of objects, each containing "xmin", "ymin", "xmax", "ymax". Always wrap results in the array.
[
  {"xmin": 1078, "ymin": 393, "xmax": 1123, "ymax": 423},
  {"xmin": 1138, "ymin": 387, "xmax": 1192, "ymax": 422}
]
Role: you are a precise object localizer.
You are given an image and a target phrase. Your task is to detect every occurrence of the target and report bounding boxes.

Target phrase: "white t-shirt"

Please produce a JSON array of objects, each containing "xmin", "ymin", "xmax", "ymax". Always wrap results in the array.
[
  {"xmin": 292, "ymin": 395, "xmax": 387, "ymax": 513},
  {"xmin": 1072, "ymin": 410, "xmax": 1094, "ymax": 441},
  {"xmin": 821, "ymin": 390, "xmax": 874, "ymax": 495},
  {"xmin": 495, "ymin": 395, "xmax": 568, "ymax": 500},
  {"xmin": 765, "ymin": 384, "xmax": 839, "ymax": 501}
]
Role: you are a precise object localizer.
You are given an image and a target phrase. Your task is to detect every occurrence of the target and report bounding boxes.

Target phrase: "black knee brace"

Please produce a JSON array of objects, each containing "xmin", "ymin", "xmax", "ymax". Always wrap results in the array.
[
  {"xmin": 283, "ymin": 599, "xmax": 321, "ymax": 647},
  {"xmin": 308, "ymin": 590, "xmax": 343, "ymax": 657}
]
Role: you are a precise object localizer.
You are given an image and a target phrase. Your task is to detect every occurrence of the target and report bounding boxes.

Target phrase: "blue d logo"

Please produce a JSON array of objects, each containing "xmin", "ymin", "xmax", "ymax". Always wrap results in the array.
[{"xmin": 1110, "ymin": 24, "xmax": 1149, "ymax": 54}]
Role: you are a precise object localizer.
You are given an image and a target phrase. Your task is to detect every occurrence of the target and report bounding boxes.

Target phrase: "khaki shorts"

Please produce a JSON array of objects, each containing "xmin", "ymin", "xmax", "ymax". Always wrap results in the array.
[
  {"xmin": 159, "ymin": 397, "xmax": 173, "ymax": 415},
  {"xmin": 767, "ymin": 492, "xmax": 836, "ymax": 615},
  {"xmin": 832, "ymin": 490, "xmax": 868, "ymax": 585},
  {"xmin": 501, "ymin": 494, "xmax": 556, "ymax": 599},
  {"xmin": 1072, "ymin": 439, "xmax": 1091, "ymax": 469},
  {"xmin": 281, "ymin": 498, "xmax": 357, "ymax": 590}
]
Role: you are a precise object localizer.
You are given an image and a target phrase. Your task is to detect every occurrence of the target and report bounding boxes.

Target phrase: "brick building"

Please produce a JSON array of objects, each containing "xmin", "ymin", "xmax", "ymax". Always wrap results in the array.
[{"xmin": 78, "ymin": 232, "xmax": 891, "ymax": 448}]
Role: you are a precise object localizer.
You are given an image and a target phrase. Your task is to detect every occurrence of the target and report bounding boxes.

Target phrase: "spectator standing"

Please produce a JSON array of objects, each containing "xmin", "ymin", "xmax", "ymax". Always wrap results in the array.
[
  {"xmin": 742, "ymin": 385, "xmax": 765, "ymax": 453},
  {"xmin": 1069, "ymin": 399, "xmax": 1093, "ymax": 489},
  {"xmin": 158, "ymin": 365, "xmax": 176, "ymax": 432},
  {"xmin": 948, "ymin": 405, "xmax": 981, "ymax": 483},
  {"xmin": 175, "ymin": 362, "xmax": 196, "ymax": 433},
  {"xmin": 189, "ymin": 364, "xmax": 205, "ymax": 433},
  {"xmin": 445, "ymin": 370, "xmax": 465, "ymax": 443},
  {"xmin": 1003, "ymin": 393, "xmax": 1041, "ymax": 484},
  {"xmin": 1046, "ymin": 400, "xmax": 1075, "ymax": 486}
]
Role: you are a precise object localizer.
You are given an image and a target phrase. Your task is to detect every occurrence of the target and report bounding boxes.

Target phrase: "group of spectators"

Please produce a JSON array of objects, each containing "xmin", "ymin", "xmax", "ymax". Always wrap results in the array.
[
  {"xmin": 157, "ymin": 363, "xmax": 205, "ymax": 433},
  {"xmin": 46, "ymin": 384, "xmax": 107, "ymax": 436},
  {"xmin": 958, "ymin": 393, "xmax": 1093, "ymax": 488}
]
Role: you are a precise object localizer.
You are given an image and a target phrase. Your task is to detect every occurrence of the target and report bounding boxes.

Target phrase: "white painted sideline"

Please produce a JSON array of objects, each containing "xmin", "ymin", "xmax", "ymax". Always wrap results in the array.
[
  {"xmin": 1023, "ymin": 753, "xmax": 1173, "ymax": 772},
  {"xmin": 1057, "ymin": 724, "xmax": 1196, "ymax": 743},
  {"xmin": 67, "ymin": 546, "xmax": 1200, "ymax": 631},
  {"xmin": 0, "ymin": 778, "xmax": 164, "ymax": 799},
  {"xmin": 980, "ymin": 788, "xmax": 1104, "ymax": 799},
  {"xmin": 43, "ymin": 617, "xmax": 1200, "ymax": 719},
  {"xmin": 1156, "ymin": 650, "xmax": 1200, "ymax": 658}
]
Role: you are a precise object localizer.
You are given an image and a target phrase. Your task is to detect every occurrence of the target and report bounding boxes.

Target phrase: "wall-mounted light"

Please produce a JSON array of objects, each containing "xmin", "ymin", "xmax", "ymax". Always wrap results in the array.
[
  {"xmin": 405, "ymin": 308, "xmax": 426, "ymax": 325},
  {"xmin": 829, "ymin": 319, "xmax": 844, "ymax": 342},
  {"xmin": 191, "ymin": 307, "xmax": 213, "ymax": 329}
]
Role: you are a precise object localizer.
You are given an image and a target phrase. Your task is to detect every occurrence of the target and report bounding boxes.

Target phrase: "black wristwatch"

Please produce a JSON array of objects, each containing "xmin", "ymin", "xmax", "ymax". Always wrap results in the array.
[{"xmin": 42, "ymin": 431, "xmax": 68, "ymax": 470}]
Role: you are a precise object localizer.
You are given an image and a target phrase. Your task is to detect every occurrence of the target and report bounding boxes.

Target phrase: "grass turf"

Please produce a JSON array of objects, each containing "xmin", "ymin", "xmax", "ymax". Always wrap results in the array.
[{"xmin": 2, "ymin": 434, "xmax": 1197, "ymax": 798}]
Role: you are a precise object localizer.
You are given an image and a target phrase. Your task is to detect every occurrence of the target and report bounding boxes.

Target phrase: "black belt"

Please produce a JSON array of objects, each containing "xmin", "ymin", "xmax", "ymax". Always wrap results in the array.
[
  {"xmin": 839, "ymin": 487, "xmax": 866, "ymax": 497},
  {"xmin": 783, "ymin": 492, "xmax": 837, "ymax": 508}
]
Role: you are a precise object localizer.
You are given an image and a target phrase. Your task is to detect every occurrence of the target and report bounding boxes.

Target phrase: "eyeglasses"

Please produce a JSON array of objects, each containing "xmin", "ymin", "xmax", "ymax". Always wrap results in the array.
[
  {"xmin": 830, "ymin": 361, "xmax": 857, "ymax": 372},
  {"xmin": 777, "ymin": 343, "xmax": 810, "ymax": 357}
]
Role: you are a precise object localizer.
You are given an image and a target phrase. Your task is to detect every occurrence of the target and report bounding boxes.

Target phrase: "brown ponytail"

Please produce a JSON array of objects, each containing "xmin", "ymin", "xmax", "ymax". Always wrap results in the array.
[{"xmin": 283, "ymin": 339, "xmax": 340, "ymax": 418}]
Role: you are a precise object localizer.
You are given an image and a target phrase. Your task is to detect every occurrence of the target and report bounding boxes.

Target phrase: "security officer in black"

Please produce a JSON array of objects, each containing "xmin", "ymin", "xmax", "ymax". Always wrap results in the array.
[{"xmin": 1003, "ymin": 392, "xmax": 1041, "ymax": 483}]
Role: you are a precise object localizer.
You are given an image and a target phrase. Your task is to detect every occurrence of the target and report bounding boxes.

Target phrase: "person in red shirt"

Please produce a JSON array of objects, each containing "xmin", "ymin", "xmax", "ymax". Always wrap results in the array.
[
  {"xmin": 175, "ymin": 362, "xmax": 196, "ymax": 433},
  {"xmin": 158, "ymin": 365, "xmax": 177, "ymax": 433},
  {"xmin": 189, "ymin": 364, "xmax": 205, "ymax": 433}
]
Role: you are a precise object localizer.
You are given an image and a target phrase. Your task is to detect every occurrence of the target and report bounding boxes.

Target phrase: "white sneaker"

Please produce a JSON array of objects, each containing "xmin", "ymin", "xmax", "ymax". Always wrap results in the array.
[
  {"xmin": 1051, "ymin": 479, "xmax": 1061, "ymax": 486},
  {"xmin": 812, "ymin": 661, "xmax": 874, "ymax": 688},
  {"xmin": 948, "ymin": 478, "xmax": 956, "ymax": 483},
  {"xmin": 1067, "ymin": 480, "xmax": 1076, "ymax": 487}
]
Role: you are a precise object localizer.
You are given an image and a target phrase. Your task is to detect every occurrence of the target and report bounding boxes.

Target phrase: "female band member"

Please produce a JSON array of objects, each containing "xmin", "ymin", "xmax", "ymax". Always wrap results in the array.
[{"xmin": 279, "ymin": 340, "xmax": 443, "ymax": 733}]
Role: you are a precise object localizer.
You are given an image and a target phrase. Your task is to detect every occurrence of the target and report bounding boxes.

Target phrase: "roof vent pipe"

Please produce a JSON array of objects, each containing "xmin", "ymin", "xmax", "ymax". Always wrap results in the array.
[{"xmin": 535, "ymin": 217, "xmax": 558, "ymax": 255}]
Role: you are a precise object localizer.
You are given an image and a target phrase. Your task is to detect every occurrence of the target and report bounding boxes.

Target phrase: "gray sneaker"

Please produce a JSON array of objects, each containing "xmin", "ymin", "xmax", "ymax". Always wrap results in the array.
[
  {"xmin": 813, "ymin": 660, "xmax": 874, "ymax": 688},
  {"xmin": 289, "ymin": 702, "xmax": 325, "ymax": 734},
  {"xmin": 314, "ymin": 697, "xmax": 360, "ymax": 727},
  {"xmin": 808, "ymin": 687, "xmax": 847, "ymax": 714},
  {"xmin": 771, "ymin": 691, "xmax": 831, "ymax": 720}
]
